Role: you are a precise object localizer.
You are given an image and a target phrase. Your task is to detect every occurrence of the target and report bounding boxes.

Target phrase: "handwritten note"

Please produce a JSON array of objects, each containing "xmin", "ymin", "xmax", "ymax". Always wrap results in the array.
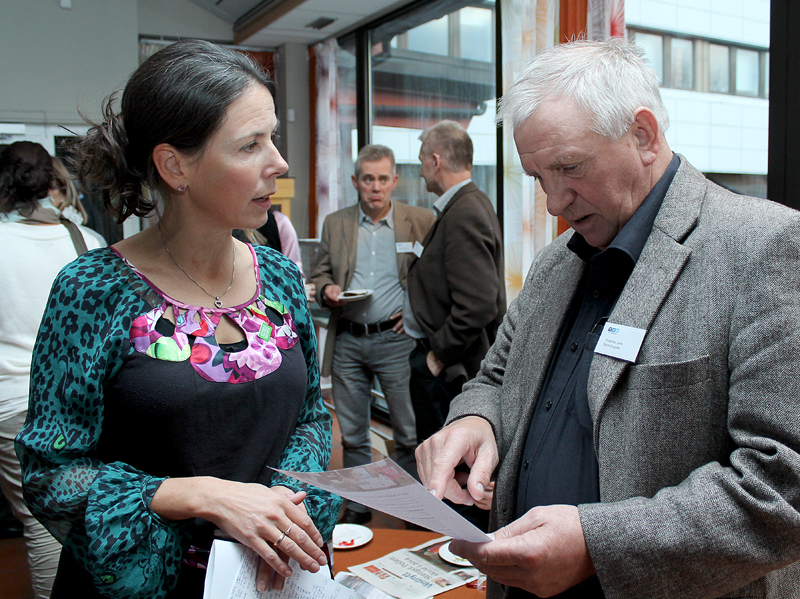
[{"xmin": 203, "ymin": 540, "xmax": 366, "ymax": 599}]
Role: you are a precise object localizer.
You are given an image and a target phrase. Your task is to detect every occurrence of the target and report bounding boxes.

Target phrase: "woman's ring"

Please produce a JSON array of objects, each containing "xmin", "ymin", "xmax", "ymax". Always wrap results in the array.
[{"xmin": 275, "ymin": 523, "xmax": 294, "ymax": 546}]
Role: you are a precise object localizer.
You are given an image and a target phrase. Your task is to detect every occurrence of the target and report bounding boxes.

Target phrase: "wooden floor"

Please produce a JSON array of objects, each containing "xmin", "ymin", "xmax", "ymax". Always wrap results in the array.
[{"xmin": 0, "ymin": 401, "xmax": 405, "ymax": 599}]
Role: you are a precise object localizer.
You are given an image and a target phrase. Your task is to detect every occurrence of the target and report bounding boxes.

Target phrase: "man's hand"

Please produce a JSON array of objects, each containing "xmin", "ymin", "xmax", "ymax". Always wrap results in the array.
[
  {"xmin": 390, "ymin": 310, "xmax": 404, "ymax": 334},
  {"xmin": 426, "ymin": 350, "xmax": 446, "ymax": 377},
  {"xmin": 415, "ymin": 416, "xmax": 498, "ymax": 506},
  {"xmin": 450, "ymin": 505, "xmax": 596, "ymax": 597},
  {"xmin": 323, "ymin": 284, "xmax": 344, "ymax": 308}
]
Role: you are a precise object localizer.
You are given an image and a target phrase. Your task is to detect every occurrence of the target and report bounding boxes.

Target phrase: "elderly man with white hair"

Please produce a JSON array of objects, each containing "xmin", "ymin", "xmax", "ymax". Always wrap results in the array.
[{"xmin": 416, "ymin": 40, "xmax": 800, "ymax": 599}]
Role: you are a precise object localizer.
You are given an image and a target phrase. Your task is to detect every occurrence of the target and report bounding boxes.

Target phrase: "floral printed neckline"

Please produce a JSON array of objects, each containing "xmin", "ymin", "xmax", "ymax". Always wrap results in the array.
[{"xmin": 112, "ymin": 245, "xmax": 299, "ymax": 383}]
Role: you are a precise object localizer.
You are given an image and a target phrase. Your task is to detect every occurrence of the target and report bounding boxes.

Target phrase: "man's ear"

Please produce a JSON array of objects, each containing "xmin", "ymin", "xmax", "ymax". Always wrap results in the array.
[
  {"xmin": 351, "ymin": 173, "xmax": 359, "ymax": 190},
  {"xmin": 152, "ymin": 143, "xmax": 189, "ymax": 192},
  {"xmin": 631, "ymin": 107, "xmax": 660, "ymax": 166}
]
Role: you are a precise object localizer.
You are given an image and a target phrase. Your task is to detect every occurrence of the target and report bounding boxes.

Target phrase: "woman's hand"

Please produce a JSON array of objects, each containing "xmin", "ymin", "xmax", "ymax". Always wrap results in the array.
[
  {"xmin": 255, "ymin": 486, "xmax": 314, "ymax": 591},
  {"xmin": 151, "ymin": 477, "xmax": 327, "ymax": 590}
]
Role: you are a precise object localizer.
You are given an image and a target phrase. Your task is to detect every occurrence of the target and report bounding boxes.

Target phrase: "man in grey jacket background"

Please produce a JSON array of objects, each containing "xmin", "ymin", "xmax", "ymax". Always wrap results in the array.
[{"xmin": 416, "ymin": 40, "xmax": 800, "ymax": 598}]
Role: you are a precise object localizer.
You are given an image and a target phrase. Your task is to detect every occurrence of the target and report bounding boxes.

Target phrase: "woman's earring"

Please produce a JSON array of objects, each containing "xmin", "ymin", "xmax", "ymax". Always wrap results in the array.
[{"xmin": 178, "ymin": 186, "xmax": 186, "ymax": 192}]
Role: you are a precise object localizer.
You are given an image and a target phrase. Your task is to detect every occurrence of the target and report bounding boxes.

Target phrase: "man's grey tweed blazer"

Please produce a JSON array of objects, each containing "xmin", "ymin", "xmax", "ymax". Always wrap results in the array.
[{"xmin": 447, "ymin": 157, "xmax": 800, "ymax": 599}]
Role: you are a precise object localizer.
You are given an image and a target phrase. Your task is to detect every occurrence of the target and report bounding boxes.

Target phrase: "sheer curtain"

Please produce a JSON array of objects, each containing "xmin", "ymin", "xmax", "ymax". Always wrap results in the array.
[
  {"xmin": 499, "ymin": 0, "xmax": 559, "ymax": 302},
  {"xmin": 313, "ymin": 39, "xmax": 344, "ymax": 236}
]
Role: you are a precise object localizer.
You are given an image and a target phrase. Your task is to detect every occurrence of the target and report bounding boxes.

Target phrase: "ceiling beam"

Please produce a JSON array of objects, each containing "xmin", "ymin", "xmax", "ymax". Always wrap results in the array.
[{"xmin": 234, "ymin": 0, "xmax": 308, "ymax": 44}]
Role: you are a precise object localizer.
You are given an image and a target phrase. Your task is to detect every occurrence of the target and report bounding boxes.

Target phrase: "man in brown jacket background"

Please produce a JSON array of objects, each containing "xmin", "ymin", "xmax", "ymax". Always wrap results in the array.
[
  {"xmin": 405, "ymin": 121, "xmax": 505, "ymax": 445},
  {"xmin": 311, "ymin": 144, "xmax": 434, "ymax": 524}
]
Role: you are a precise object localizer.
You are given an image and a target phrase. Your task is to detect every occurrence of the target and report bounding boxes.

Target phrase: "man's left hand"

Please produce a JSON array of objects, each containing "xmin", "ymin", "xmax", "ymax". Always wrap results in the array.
[
  {"xmin": 390, "ymin": 310, "xmax": 404, "ymax": 334},
  {"xmin": 450, "ymin": 505, "xmax": 595, "ymax": 597}
]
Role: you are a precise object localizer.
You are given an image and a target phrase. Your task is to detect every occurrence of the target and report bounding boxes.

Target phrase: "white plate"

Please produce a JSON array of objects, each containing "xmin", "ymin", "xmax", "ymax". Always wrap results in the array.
[
  {"xmin": 333, "ymin": 523, "xmax": 373, "ymax": 549},
  {"xmin": 338, "ymin": 289, "xmax": 373, "ymax": 303},
  {"xmin": 438, "ymin": 541, "xmax": 473, "ymax": 566}
]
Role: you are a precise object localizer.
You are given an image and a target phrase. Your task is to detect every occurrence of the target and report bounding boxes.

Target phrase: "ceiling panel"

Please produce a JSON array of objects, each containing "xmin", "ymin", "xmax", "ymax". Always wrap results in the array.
[{"xmin": 190, "ymin": 0, "xmax": 413, "ymax": 48}]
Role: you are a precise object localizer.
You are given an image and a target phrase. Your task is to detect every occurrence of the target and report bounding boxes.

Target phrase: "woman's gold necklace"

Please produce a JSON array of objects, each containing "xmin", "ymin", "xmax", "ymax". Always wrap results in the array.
[{"xmin": 158, "ymin": 224, "xmax": 236, "ymax": 308}]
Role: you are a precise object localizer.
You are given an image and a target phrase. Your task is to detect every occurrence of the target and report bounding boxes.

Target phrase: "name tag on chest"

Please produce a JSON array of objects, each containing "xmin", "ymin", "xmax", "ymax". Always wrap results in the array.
[
  {"xmin": 396, "ymin": 241, "xmax": 425, "ymax": 258},
  {"xmin": 594, "ymin": 322, "xmax": 647, "ymax": 363}
]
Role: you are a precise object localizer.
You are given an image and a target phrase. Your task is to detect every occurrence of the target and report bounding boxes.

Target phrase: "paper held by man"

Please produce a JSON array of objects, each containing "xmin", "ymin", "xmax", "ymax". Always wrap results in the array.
[{"xmin": 275, "ymin": 458, "xmax": 492, "ymax": 544}]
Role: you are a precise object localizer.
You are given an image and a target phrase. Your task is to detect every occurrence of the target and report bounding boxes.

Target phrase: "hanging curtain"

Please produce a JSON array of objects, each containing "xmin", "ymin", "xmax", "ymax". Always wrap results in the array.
[
  {"xmin": 499, "ymin": 0, "xmax": 559, "ymax": 302},
  {"xmin": 587, "ymin": 0, "xmax": 626, "ymax": 40},
  {"xmin": 313, "ymin": 38, "xmax": 343, "ymax": 236}
]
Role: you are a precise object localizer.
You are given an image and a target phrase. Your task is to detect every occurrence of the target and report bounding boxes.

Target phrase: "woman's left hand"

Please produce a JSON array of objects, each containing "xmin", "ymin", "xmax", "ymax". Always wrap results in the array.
[{"xmin": 256, "ymin": 487, "xmax": 313, "ymax": 591}]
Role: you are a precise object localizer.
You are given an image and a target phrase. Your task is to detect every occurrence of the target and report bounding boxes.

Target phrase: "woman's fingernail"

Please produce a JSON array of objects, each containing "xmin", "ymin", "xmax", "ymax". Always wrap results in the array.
[
  {"xmin": 257, "ymin": 580, "xmax": 267, "ymax": 592},
  {"xmin": 429, "ymin": 488, "xmax": 438, "ymax": 498},
  {"xmin": 319, "ymin": 554, "xmax": 328, "ymax": 566}
]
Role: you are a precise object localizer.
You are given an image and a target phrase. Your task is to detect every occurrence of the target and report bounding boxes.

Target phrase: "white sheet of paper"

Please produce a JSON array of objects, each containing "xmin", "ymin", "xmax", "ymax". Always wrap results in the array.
[
  {"xmin": 396, "ymin": 242, "xmax": 414, "ymax": 253},
  {"xmin": 203, "ymin": 540, "xmax": 365, "ymax": 599},
  {"xmin": 594, "ymin": 322, "xmax": 647, "ymax": 363},
  {"xmin": 412, "ymin": 242, "xmax": 424, "ymax": 258},
  {"xmin": 274, "ymin": 458, "xmax": 490, "ymax": 543}
]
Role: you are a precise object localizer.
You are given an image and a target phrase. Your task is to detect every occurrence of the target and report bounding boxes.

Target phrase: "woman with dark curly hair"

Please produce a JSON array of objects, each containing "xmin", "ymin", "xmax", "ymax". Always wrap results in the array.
[
  {"xmin": 15, "ymin": 40, "xmax": 341, "ymax": 598},
  {"xmin": 0, "ymin": 140, "xmax": 105, "ymax": 598}
]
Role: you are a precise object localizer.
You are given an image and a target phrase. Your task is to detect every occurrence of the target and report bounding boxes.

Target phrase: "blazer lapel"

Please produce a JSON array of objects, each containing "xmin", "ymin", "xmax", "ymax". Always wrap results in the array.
[
  {"xmin": 588, "ymin": 157, "xmax": 703, "ymax": 440},
  {"xmin": 394, "ymin": 206, "xmax": 412, "ymax": 280},
  {"xmin": 342, "ymin": 207, "xmax": 359, "ymax": 289}
]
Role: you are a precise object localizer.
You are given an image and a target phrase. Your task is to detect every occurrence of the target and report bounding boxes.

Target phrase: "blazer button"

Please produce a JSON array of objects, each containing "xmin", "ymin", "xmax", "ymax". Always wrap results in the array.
[
  {"xmin": 570, "ymin": 342, "xmax": 578, "ymax": 352},
  {"xmin": 545, "ymin": 401, "xmax": 553, "ymax": 410}
]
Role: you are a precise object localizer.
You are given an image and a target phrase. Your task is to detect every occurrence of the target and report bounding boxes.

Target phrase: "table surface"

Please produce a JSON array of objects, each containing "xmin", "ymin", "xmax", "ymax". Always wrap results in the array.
[{"xmin": 332, "ymin": 528, "xmax": 485, "ymax": 599}]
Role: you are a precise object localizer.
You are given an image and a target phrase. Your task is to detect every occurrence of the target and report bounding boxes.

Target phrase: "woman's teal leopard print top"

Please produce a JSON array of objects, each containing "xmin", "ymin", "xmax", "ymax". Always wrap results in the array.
[{"xmin": 15, "ymin": 245, "xmax": 341, "ymax": 598}]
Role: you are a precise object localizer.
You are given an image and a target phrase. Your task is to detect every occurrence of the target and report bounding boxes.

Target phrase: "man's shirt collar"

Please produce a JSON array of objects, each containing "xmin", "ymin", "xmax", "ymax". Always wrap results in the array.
[
  {"xmin": 568, "ymin": 153, "xmax": 680, "ymax": 263},
  {"xmin": 358, "ymin": 201, "xmax": 395, "ymax": 229},
  {"xmin": 434, "ymin": 179, "xmax": 471, "ymax": 215}
]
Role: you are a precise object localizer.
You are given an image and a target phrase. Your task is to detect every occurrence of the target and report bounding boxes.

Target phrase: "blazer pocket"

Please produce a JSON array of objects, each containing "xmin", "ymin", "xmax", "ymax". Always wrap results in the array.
[{"xmin": 624, "ymin": 354, "xmax": 710, "ymax": 390}]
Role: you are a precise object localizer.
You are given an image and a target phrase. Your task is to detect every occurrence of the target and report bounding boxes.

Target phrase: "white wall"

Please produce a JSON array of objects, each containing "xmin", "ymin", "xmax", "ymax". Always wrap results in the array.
[
  {"xmin": 0, "ymin": 0, "xmax": 138, "ymax": 127},
  {"xmin": 0, "ymin": 0, "xmax": 234, "ymax": 130},
  {"xmin": 276, "ymin": 43, "xmax": 312, "ymax": 238}
]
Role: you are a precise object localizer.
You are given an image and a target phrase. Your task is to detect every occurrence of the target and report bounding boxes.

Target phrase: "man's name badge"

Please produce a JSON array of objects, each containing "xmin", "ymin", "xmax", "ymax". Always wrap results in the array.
[
  {"xmin": 594, "ymin": 322, "xmax": 647, "ymax": 363},
  {"xmin": 396, "ymin": 242, "xmax": 414, "ymax": 253},
  {"xmin": 412, "ymin": 241, "xmax": 424, "ymax": 258}
]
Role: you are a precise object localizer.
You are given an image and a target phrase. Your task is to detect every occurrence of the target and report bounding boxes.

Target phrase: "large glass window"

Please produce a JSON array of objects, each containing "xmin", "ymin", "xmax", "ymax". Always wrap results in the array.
[
  {"xmin": 459, "ymin": 7, "xmax": 494, "ymax": 62},
  {"xmin": 407, "ymin": 16, "xmax": 449, "ymax": 56},
  {"xmin": 343, "ymin": 0, "xmax": 497, "ymax": 212}
]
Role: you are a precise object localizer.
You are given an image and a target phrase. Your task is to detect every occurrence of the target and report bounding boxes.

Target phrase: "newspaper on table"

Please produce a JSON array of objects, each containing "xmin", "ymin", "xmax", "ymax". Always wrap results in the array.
[
  {"xmin": 203, "ymin": 539, "xmax": 366, "ymax": 599},
  {"xmin": 333, "ymin": 572, "xmax": 395, "ymax": 599},
  {"xmin": 346, "ymin": 536, "xmax": 480, "ymax": 599},
  {"xmin": 273, "ymin": 459, "xmax": 491, "ymax": 543}
]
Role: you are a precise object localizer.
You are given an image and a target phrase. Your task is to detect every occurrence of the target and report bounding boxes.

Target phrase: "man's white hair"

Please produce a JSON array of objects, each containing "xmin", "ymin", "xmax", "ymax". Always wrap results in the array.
[{"xmin": 497, "ymin": 39, "xmax": 670, "ymax": 140}]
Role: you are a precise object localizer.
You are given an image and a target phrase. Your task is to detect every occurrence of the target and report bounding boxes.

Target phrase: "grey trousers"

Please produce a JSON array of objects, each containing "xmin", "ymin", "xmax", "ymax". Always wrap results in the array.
[
  {"xmin": 332, "ymin": 329, "xmax": 417, "ymax": 511},
  {"xmin": 0, "ymin": 407, "xmax": 61, "ymax": 599}
]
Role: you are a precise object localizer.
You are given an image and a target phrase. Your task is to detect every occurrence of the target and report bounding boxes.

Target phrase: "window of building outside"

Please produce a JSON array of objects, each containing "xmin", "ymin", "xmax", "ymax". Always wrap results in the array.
[
  {"xmin": 709, "ymin": 44, "xmax": 730, "ymax": 93},
  {"xmin": 736, "ymin": 48, "xmax": 761, "ymax": 96},
  {"xmin": 337, "ymin": 0, "xmax": 497, "ymax": 213},
  {"xmin": 629, "ymin": 24, "xmax": 769, "ymax": 199},
  {"xmin": 630, "ymin": 29, "xmax": 769, "ymax": 101},
  {"xmin": 636, "ymin": 31, "xmax": 664, "ymax": 84},
  {"xmin": 670, "ymin": 37, "xmax": 694, "ymax": 89}
]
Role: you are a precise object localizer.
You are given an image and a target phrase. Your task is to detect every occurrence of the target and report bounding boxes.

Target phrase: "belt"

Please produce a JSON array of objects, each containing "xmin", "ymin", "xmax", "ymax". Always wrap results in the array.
[{"xmin": 338, "ymin": 317, "xmax": 399, "ymax": 337}]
